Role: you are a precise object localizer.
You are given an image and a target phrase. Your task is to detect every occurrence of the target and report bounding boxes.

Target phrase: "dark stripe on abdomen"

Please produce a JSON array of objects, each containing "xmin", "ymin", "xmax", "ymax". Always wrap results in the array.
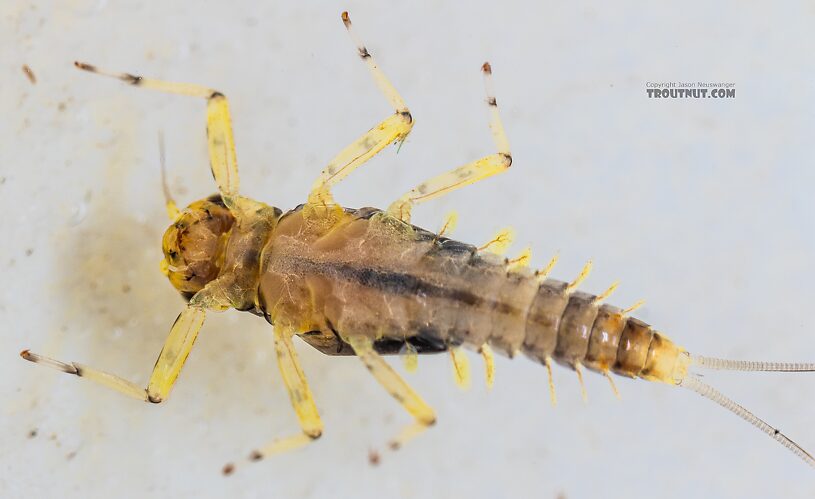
[{"xmin": 284, "ymin": 255, "xmax": 522, "ymax": 315}]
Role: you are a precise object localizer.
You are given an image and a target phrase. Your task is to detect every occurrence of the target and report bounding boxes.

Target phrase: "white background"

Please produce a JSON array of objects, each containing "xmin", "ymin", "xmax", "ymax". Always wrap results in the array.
[{"xmin": 3, "ymin": 1, "xmax": 815, "ymax": 498}]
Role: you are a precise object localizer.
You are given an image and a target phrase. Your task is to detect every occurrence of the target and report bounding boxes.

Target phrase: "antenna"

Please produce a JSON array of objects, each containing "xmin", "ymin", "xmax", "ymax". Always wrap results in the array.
[{"xmin": 159, "ymin": 131, "xmax": 181, "ymax": 220}]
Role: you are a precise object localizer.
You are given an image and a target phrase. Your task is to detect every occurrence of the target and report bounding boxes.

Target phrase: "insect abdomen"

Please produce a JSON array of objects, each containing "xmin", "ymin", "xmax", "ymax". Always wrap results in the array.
[
  {"xmin": 520, "ymin": 279, "xmax": 686, "ymax": 383},
  {"xmin": 260, "ymin": 205, "xmax": 686, "ymax": 383}
]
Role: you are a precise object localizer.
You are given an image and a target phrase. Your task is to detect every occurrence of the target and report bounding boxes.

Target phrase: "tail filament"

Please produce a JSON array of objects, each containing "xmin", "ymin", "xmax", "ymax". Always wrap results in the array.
[
  {"xmin": 680, "ymin": 375, "xmax": 815, "ymax": 467},
  {"xmin": 692, "ymin": 355, "xmax": 815, "ymax": 373},
  {"xmin": 682, "ymin": 355, "xmax": 815, "ymax": 468}
]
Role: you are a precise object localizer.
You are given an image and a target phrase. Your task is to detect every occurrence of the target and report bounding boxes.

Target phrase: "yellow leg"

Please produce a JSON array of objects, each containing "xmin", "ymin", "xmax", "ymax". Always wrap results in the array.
[
  {"xmin": 308, "ymin": 12, "xmax": 413, "ymax": 208},
  {"xmin": 480, "ymin": 344, "xmax": 495, "ymax": 389},
  {"xmin": 346, "ymin": 335, "xmax": 436, "ymax": 450},
  {"xmin": 388, "ymin": 62, "xmax": 512, "ymax": 223},
  {"xmin": 74, "ymin": 61, "xmax": 242, "ymax": 212},
  {"xmin": 250, "ymin": 328, "xmax": 323, "ymax": 461},
  {"xmin": 20, "ymin": 305, "xmax": 206, "ymax": 403}
]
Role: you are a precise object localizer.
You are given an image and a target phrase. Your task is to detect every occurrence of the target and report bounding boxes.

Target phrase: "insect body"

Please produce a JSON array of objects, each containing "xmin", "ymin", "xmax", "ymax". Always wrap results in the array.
[{"xmin": 21, "ymin": 11, "xmax": 815, "ymax": 471}]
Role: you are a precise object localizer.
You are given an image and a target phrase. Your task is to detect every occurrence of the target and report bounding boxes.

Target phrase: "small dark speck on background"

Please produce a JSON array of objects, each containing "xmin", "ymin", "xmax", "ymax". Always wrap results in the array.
[
  {"xmin": 222, "ymin": 463, "xmax": 235, "ymax": 476},
  {"xmin": 368, "ymin": 448, "xmax": 381, "ymax": 466},
  {"xmin": 22, "ymin": 65, "xmax": 36, "ymax": 84},
  {"xmin": 66, "ymin": 451, "xmax": 77, "ymax": 460},
  {"xmin": 25, "ymin": 248, "xmax": 34, "ymax": 256},
  {"xmin": 28, "ymin": 429, "xmax": 38, "ymax": 438}
]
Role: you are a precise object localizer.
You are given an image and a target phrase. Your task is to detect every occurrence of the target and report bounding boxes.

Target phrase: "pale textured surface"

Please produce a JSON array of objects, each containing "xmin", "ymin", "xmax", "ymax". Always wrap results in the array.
[{"xmin": 3, "ymin": 1, "xmax": 815, "ymax": 498}]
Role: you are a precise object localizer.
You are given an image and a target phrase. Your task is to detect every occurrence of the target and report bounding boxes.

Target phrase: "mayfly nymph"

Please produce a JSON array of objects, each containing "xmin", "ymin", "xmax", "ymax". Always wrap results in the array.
[{"xmin": 21, "ymin": 11, "xmax": 815, "ymax": 473}]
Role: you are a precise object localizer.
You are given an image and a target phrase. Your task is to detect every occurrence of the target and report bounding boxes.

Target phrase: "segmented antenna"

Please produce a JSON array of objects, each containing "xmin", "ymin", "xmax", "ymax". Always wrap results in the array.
[
  {"xmin": 159, "ymin": 131, "xmax": 181, "ymax": 220},
  {"xmin": 680, "ymin": 375, "xmax": 815, "ymax": 468}
]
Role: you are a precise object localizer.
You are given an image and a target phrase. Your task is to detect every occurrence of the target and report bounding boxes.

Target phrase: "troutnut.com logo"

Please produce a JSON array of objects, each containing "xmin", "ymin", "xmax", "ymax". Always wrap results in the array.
[{"xmin": 646, "ymin": 82, "xmax": 736, "ymax": 98}]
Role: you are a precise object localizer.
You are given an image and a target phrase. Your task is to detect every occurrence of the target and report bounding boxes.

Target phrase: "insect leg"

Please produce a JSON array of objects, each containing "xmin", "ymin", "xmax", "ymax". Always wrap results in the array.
[
  {"xmin": 307, "ymin": 12, "xmax": 413, "ymax": 208},
  {"xmin": 249, "ymin": 328, "xmax": 323, "ymax": 461},
  {"xmin": 74, "ymin": 62, "xmax": 241, "ymax": 212},
  {"xmin": 21, "ymin": 306, "xmax": 206, "ymax": 403},
  {"xmin": 346, "ymin": 335, "xmax": 436, "ymax": 450},
  {"xmin": 387, "ymin": 62, "xmax": 512, "ymax": 223}
]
